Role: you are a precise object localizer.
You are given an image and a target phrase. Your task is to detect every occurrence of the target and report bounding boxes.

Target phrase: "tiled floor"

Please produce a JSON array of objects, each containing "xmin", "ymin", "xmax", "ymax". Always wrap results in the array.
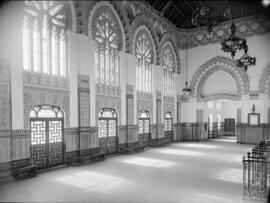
[{"xmin": 0, "ymin": 137, "xmax": 261, "ymax": 203}]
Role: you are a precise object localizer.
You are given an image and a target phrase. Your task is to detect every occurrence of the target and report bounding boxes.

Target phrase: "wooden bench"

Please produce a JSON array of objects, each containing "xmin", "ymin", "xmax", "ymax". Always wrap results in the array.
[
  {"xmin": 152, "ymin": 138, "xmax": 170, "ymax": 147},
  {"xmin": 67, "ymin": 152, "xmax": 105, "ymax": 165},
  {"xmin": 120, "ymin": 145, "xmax": 145, "ymax": 154},
  {"xmin": 80, "ymin": 152, "xmax": 105, "ymax": 163},
  {"xmin": 13, "ymin": 164, "xmax": 37, "ymax": 179}
]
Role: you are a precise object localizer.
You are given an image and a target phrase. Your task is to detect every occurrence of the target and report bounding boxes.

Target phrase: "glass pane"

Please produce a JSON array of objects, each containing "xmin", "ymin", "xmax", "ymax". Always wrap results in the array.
[
  {"xmin": 31, "ymin": 120, "xmax": 46, "ymax": 145},
  {"xmin": 144, "ymin": 119, "xmax": 150, "ymax": 133},
  {"xmin": 94, "ymin": 10, "xmax": 120, "ymax": 86},
  {"xmin": 59, "ymin": 30, "xmax": 66, "ymax": 77},
  {"xmin": 135, "ymin": 31, "xmax": 153, "ymax": 92},
  {"xmin": 49, "ymin": 120, "xmax": 62, "ymax": 143},
  {"xmin": 51, "ymin": 27, "xmax": 58, "ymax": 76},
  {"xmin": 37, "ymin": 109, "xmax": 56, "ymax": 118},
  {"xmin": 33, "ymin": 20, "xmax": 40, "ymax": 72},
  {"xmin": 138, "ymin": 119, "xmax": 143, "ymax": 134},
  {"xmin": 22, "ymin": 17, "xmax": 31, "ymax": 71},
  {"xmin": 162, "ymin": 45, "xmax": 175, "ymax": 96},
  {"xmin": 42, "ymin": 21, "xmax": 49, "ymax": 74},
  {"xmin": 108, "ymin": 120, "xmax": 116, "ymax": 137},
  {"xmin": 98, "ymin": 120, "xmax": 107, "ymax": 137}
]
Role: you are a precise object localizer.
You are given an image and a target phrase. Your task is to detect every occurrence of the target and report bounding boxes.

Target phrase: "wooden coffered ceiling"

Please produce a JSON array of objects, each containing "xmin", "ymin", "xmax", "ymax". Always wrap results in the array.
[{"xmin": 144, "ymin": 0, "xmax": 270, "ymax": 29}]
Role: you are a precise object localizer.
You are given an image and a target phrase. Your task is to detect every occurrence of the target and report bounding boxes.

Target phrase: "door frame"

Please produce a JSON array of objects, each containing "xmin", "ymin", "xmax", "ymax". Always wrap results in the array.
[
  {"xmin": 98, "ymin": 108, "xmax": 118, "ymax": 155},
  {"xmin": 30, "ymin": 117, "xmax": 64, "ymax": 169}
]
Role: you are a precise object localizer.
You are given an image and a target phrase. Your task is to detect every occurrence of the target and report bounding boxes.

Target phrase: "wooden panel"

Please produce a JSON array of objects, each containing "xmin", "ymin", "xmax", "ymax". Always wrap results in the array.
[
  {"xmin": 64, "ymin": 127, "xmax": 79, "ymax": 152},
  {"xmin": 48, "ymin": 142, "xmax": 63, "ymax": 167},
  {"xmin": 139, "ymin": 133, "xmax": 151, "ymax": 147},
  {"xmin": 31, "ymin": 144, "xmax": 46, "ymax": 169}
]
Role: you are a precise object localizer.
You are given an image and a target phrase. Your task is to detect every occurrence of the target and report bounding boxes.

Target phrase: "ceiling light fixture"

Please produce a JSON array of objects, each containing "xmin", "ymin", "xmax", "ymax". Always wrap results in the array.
[
  {"xmin": 192, "ymin": 5, "xmax": 230, "ymax": 34},
  {"xmin": 220, "ymin": 22, "xmax": 246, "ymax": 59},
  {"xmin": 182, "ymin": 33, "xmax": 192, "ymax": 94},
  {"xmin": 235, "ymin": 9, "xmax": 256, "ymax": 72}
]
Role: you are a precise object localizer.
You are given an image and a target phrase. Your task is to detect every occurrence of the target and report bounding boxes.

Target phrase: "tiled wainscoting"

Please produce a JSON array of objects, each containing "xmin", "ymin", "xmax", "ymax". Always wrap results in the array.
[
  {"xmin": 237, "ymin": 124, "xmax": 270, "ymax": 144},
  {"xmin": 0, "ymin": 122, "xmax": 215, "ymax": 182}
]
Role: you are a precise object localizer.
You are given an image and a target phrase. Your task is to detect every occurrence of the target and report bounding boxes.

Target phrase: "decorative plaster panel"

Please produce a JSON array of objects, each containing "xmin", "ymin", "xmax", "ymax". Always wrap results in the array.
[{"xmin": 23, "ymin": 85, "xmax": 70, "ymax": 128}]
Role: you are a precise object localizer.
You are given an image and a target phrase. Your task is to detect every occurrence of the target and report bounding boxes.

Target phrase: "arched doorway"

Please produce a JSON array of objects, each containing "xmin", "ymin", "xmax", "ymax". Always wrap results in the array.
[
  {"xmin": 98, "ymin": 108, "xmax": 118, "ymax": 155},
  {"xmin": 138, "ymin": 110, "xmax": 151, "ymax": 147},
  {"xmin": 164, "ymin": 111, "xmax": 173, "ymax": 142},
  {"xmin": 30, "ymin": 105, "xmax": 64, "ymax": 170}
]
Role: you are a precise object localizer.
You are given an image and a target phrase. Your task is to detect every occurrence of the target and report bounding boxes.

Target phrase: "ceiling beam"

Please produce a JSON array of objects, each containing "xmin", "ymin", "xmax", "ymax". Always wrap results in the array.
[
  {"xmin": 185, "ymin": 0, "xmax": 195, "ymax": 11},
  {"xmin": 174, "ymin": 2, "xmax": 189, "ymax": 18},
  {"xmin": 167, "ymin": 7, "xmax": 176, "ymax": 19},
  {"xmin": 161, "ymin": 0, "xmax": 172, "ymax": 14},
  {"xmin": 152, "ymin": 0, "xmax": 160, "ymax": 8},
  {"xmin": 199, "ymin": 1, "xmax": 206, "ymax": 7}
]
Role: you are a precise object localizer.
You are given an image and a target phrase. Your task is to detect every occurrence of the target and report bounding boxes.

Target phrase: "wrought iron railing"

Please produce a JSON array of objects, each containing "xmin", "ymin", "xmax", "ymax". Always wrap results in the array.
[{"xmin": 243, "ymin": 140, "xmax": 270, "ymax": 201}]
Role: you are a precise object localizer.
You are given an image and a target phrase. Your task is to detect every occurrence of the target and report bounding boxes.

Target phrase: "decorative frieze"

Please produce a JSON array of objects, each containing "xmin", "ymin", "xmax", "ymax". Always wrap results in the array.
[
  {"xmin": 163, "ymin": 96, "xmax": 174, "ymax": 104},
  {"xmin": 96, "ymin": 83, "xmax": 121, "ymax": 96},
  {"xmin": 137, "ymin": 91, "xmax": 152, "ymax": 101},
  {"xmin": 177, "ymin": 14, "xmax": 270, "ymax": 49},
  {"xmin": 23, "ymin": 72, "xmax": 69, "ymax": 89}
]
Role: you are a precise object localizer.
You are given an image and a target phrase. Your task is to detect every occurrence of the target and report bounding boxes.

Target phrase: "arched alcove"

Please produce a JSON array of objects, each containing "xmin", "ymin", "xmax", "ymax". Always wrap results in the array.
[
  {"xmin": 201, "ymin": 70, "xmax": 238, "ymax": 99},
  {"xmin": 189, "ymin": 56, "xmax": 250, "ymax": 102}
]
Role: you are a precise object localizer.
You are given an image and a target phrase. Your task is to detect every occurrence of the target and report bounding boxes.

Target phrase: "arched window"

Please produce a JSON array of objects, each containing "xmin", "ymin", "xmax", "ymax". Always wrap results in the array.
[
  {"xmin": 162, "ymin": 44, "xmax": 175, "ymax": 97},
  {"xmin": 164, "ymin": 111, "xmax": 173, "ymax": 131},
  {"xmin": 135, "ymin": 30, "xmax": 153, "ymax": 93},
  {"xmin": 93, "ymin": 9, "xmax": 120, "ymax": 87},
  {"xmin": 23, "ymin": 1, "xmax": 67, "ymax": 77}
]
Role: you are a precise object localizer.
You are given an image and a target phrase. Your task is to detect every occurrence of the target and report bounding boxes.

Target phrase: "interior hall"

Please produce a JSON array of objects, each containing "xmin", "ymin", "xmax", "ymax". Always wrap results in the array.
[{"xmin": 0, "ymin": 0, "xmax": 270, "ymax": 202}]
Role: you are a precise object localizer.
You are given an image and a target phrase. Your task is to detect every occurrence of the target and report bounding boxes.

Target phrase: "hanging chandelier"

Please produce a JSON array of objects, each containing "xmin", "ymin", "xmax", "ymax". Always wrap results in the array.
[
  {"xmin": 191, "ymin": 6, "xmax": 229, "ymax": 35},
  {"xmin": 236, "ymin": 46, "xmax": 256, "ymax": 72},
  {"xmin": 182, "ymin": 33, "xmax": 192, "ymax": 95},
  {"xmin": 183, "ymin": 81, "xmax": 192, "ymax": 94},
  {"xmin": 220, "ymin": 22, "xmax": 246, "ymax": 59}
]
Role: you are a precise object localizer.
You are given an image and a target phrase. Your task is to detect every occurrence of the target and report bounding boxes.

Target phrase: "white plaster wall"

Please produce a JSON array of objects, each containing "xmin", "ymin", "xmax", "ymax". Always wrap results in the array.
[
  {"xmin": 120, "ymin": 51, "xmax": 127, "ymax": 125},
  {"xmin": 0, "ymin": 2, "xmax": 24, "ymax": 129},
  {"xmin": 68, "ymin": 32, "xmax": 79, "ymax": 127},
  {"xmin": 181, "ymin": 100, "xmax": 197, "ymax": 122},
  {"xmin": 153, "ymin": 65, "xmax": 163, "ymax": 124},
  {"xmin": 179, "ymin": 33, "xmax": 270, "ymax": 92},
  {"xmin": 178, "ymin": 32, "xmax": 270, "ymax": 123},
  {"xmin": 240, "ymin": 98, "xmax": 266, "ymax": 123},
  {"xmin": 126, "ymin": 53, "xmax": 137, "ymax": 124}
]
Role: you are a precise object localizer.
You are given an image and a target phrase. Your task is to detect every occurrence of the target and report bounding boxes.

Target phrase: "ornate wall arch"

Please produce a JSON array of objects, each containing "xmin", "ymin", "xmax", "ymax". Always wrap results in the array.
[
  {"xmin": 259, "ymin": 63, "xmax": 270, "ymax": 95},
  {"xmin": 160, "ymin": 33, "xmax": 180, "ymax": 73},
  {"xmin": 189, "ymin": 56, "xmax": 250, "ymax": 101},
  {"xmin": 87, "ymin": 1, "xmax": 128, "ymax": 52},
  {"xmin": 130, "ymin": 14, "xmax": 159, "ymax": 64}
]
